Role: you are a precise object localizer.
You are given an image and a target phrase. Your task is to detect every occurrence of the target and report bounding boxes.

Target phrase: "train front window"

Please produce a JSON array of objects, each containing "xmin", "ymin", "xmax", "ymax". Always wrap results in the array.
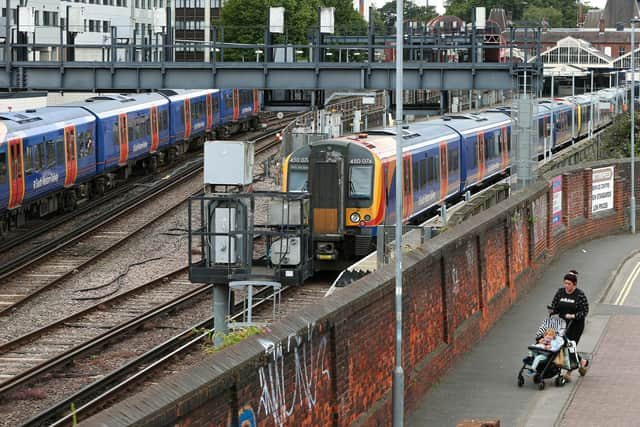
[
  {"xmin": 288, "ymin": 169, "xmax": 308, "ymax": 192},
  {"xmin": 349, "ymin": 165, "xmax": 373, "ymax": 199}
]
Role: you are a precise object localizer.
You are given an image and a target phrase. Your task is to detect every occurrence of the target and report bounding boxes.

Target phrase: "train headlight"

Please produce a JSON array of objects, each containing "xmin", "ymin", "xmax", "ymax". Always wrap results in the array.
[
  {"xmin": 350, "ymin": 212, "xmax": 361, "ymax": 223},
  {"xmin": 364, "ymin": 215, "xmax": 371, "ymax": 221}
]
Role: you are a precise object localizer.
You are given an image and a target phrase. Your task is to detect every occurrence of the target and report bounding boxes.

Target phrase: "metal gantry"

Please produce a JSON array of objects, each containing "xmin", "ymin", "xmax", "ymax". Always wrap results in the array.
[{"xmin": 0, "ymin": 23, "xmax": 543, "ymax": 91}]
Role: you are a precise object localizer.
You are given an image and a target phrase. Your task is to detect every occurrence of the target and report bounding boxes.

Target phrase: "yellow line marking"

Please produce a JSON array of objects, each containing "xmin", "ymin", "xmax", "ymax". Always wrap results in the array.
[{"xmin": 614, "ymin": 262, "xmax": 640, "ymax": 305}]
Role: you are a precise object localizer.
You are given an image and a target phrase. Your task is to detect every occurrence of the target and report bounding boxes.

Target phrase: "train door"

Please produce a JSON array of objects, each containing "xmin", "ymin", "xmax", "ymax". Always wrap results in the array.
[
  {"xmin": 253, "ymin": 89, "xmax": 260, "ymax": 114},
  {"xmin": 206, "ymin": 93, "xmax": 213, "ymax": 131},
  {"xmin": 439, "ymin": 143, "xmax": 448, "ymax": 200},
  {"xmin": 183, "ymin": 99, "xmax": 192, "ymax": 139},
  {"xmin": 403, "ymin": 156, "xmax": 412, "ymax": 218},
  {"xmin": 233, "ymin": 88, "xmax": 239, "ymax": 121},
  {"xmin": 7, "ymin": 138, "xmax": 24, "ymax": 209},
  {"xmin": 118, "ymin": 114, "xmax": 129, "ymax": 165},
  {"xmin": 63, "ymin": 126, "xmax": 78, "ymax": 187},
  {"xmin": 309, "ymin": 150, "xmax": 343, "ymax": 235},
  {"xmin": 501, "ymin": 126, "xmax": 509, "ymax": 169},
  {"xmin": 150, "ymin": 106, "xmax": 159, "ymax": 153},
  {"xmin": 477, "ymin": 132, "xmax": 485, "ymax": 181}
]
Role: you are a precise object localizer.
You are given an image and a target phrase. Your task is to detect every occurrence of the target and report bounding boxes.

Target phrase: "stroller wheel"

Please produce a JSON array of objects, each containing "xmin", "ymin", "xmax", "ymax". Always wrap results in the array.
[
  {"xmin": 538, "ymin": 381, "xmax": 546, "ymax": 390},
  {"xmin": 555, "ymin": 376, "xmax": 565, "ymax": 387},
  {"xmin": 517, "ymin": 375, "xmax": 524, "ymax": 387}
]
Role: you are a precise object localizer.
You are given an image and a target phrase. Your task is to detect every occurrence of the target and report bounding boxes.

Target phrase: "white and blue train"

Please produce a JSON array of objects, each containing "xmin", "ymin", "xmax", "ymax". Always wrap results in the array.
[
  {"xmin": 282, "ymin": 87, "xmax": 628, "ymax": 265},
  {"xmin": 0, "ymin": 88, "xmax": 262, "ymax": 234}
]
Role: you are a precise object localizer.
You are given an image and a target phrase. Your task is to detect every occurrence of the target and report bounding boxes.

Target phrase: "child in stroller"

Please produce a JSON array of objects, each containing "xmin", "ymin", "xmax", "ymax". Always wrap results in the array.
[{"xmin": 517, "ymin": 315, "xmax": 569, "ymax": 390}]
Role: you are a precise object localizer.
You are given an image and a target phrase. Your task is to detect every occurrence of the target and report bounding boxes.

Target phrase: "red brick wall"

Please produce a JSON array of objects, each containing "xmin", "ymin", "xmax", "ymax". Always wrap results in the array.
[{"xmin": 84, "ymin": 161, "xmax": 633, "ymax": 427}]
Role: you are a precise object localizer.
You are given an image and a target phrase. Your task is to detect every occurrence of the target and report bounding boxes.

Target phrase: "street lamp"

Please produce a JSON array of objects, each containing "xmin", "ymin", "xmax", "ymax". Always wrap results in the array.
[{"xmin": 631, "ymin": 17, "xmax": 639, "ymax": 233}]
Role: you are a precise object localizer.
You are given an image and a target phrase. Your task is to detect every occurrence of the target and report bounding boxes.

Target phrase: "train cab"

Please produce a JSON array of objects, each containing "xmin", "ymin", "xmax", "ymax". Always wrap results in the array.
[{"xmin": 284, "ymin": 138, "xmax": 381, "ymax": 266}]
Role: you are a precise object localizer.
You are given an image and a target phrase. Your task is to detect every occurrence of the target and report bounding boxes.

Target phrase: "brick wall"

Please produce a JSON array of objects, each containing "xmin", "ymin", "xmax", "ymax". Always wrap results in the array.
[{"xmin": 83, "ymin": 160, "xmax": 632, "ymax": 427}]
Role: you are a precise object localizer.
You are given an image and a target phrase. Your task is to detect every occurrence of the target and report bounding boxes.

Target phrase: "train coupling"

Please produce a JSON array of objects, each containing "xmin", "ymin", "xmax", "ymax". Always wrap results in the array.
[{"xmin": 316, "ymin": 242, "xmax": 337, "ymax": 261}]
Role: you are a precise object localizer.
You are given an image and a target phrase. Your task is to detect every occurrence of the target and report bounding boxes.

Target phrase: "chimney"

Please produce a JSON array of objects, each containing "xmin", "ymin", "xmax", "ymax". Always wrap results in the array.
[{"xmin": 599, "ymin": 16, "xmax": 605, "ymax": 33}]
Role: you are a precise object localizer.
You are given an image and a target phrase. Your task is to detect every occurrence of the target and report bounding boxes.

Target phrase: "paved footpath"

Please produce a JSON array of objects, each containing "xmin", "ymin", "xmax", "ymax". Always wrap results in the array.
[{"xmin": 406, "ymin": 233, "xmax": 640, "ymax": 427}]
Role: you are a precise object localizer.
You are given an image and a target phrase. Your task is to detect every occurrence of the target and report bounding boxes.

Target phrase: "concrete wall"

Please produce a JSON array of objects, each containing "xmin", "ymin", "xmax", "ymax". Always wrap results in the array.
[{"xmin": 83, "ymin": 159, "xmax": 632, "ymax": 427}]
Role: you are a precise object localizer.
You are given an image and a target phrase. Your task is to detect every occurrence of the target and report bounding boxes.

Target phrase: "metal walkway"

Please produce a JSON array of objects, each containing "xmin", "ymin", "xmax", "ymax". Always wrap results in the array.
[{"xmin": 0, "ymin": 27, "xmax": 542, "ymax": 91}]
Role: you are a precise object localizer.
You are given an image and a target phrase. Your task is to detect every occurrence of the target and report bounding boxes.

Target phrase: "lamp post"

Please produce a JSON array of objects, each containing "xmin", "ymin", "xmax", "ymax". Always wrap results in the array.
[
  {"xmin": 631, "ymin": 17, "xmax": 639, "ymax": 233},
  {"xmin": 393, "ymin": 0, "xmax": 405, "ymax": 425}
]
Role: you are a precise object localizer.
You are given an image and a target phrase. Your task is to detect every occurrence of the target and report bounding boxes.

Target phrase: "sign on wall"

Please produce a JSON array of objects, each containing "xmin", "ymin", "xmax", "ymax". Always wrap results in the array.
[
  {"xmin": 552, "ymin": 175, "xmax": 562, "ymax": 227},
  {"xmin": 592, "ymin": 166, "xmax": 615, "ymax": 213}
]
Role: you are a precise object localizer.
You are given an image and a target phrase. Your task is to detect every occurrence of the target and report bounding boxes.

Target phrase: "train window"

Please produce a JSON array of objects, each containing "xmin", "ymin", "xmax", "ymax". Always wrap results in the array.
[
  {"xmin": 350, "ymin": 165, "xmax": 373, "ymax": 199},
  {"xmin": 77, "ymin": 131, "xmax": 86, "ymax": 159},
  {"xmin": 0, "ymin": 153, "xmax": 6, "ymax": 184},
  {"xmin": 47, "ymin": 139, "xmax": 57, "ymax": 168},
  {"xmin": 128, "ymin": 124, "xmax": 134, "ymax": 142},
  {"xmin": 113, "ymin": 122, "xmax": 120, "ymax": 146},
  {"xmin": 449, "ymin": 148, "xmax": 459, "ymax": 173},
  {"xmin": 470, "ymin": 142, "xmax": 478, "ymax": 169},
  {"xmin": 35, "ymin": 143, "xmax": 44, "ymax": 171},
  {"xmin": 287, "ymin": 169, "xmax": 308, "ymax": 192},
  {"xmin": 213, "ymin": 96, "xmax": 220, "ymax": 114},
  {"xmin": 224, "ymin": 93, "xmax": 233, "ymax": 110},
  {"xmin": 85, "ymin": 130, "xmax": 94, "ymax": 156},
  {"xmin": 403, "ymin": 159, "xmax": 411, "ymax": 195},
  {"xmin": 24, "ymin": 145, "xmax": 34, "ymax": 174},
  {"xmin": 413, "ymin": 161, "xmax": 420, "ymax": 192},
  {"xmin": 420, "ymin": 158, "xmax": 427, "ymax": 187},
  {"xmin": 427, "ymin": 157, "xmax": 438, "ymax": 182},
  {"xmin": 179, "ymin": 105, "xmax": 185, "ymax": 123},
  {"xmin": 161, "ymin": 110, "xmax": 169, "ymax": 130}
]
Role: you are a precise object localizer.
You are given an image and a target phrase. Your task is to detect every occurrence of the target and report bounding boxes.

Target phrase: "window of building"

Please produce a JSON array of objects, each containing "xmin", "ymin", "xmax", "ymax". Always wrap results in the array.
[
  {"xmin": 103, "ymin": 21, "xmax": 109, "ymax": 32},
  {"xmin": 620, "ymin": 47, "xmax": 626, "ymax": 56},
  {"xmin": 34, "ymin": 10, "xmax": 39, "ymax": 25}
]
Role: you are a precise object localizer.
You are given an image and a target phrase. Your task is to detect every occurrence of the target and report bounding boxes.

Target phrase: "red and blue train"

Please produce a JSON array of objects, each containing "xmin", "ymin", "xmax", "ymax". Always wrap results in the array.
[
  {"xmin": 282, "ymin": 87, "xmax": 627, "ymax": 266},
  {"xmin": 0, "ymin": 88, "xmax": 261, "ymax": 234}
]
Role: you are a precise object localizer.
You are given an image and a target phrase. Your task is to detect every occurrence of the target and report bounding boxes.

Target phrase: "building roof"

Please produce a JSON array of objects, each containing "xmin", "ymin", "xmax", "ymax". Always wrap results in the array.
[{"xmin": 583, "ymin": 0, "xmax": 640, "ymax": 29}]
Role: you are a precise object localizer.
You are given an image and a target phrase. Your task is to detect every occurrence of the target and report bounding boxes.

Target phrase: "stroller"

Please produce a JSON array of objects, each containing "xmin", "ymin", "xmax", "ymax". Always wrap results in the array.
[{"xmin": 517, "ymin": 315, "xmax": 581, "ymax": 390}]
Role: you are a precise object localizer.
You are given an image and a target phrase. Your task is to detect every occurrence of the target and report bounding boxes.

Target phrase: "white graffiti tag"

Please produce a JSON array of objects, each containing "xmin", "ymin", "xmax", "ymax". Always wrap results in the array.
[{"xmin": 257, "ymin": 326, "xmax": 330, "ymax": 426}]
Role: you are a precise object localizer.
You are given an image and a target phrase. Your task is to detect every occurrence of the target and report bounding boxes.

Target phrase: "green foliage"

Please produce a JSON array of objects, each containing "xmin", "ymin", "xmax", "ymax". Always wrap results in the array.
[
  {"xmin": 219, "ymin": 0, "xmax": 368, "ymax": 61},
  {"xmin": 600, "ymin": 112, "xmax": 640, "ymax": 158},
  {"xmin": 522, "ymin": 6, "xmax": 563, "ymax": 28},
  {"xmin": 195, "ymin": 324, "xmax": 266, "ymax": 353},
  {"xmin": 377, "ymin": 0, "xmax": 437, "ymax": 34},
  {"xmin": 444, "ymin": 0, "xmax": 578, "ymax": 27}
]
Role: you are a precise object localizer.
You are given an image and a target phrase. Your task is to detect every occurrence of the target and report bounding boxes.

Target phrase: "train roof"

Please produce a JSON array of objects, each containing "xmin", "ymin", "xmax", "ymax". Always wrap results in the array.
[
  {"xmin": 337, "ymin": 123, "xmax": 460, "ymax": 159},
  {"xmin": 60, "ymin": 93, "xmax": 168, "ymax": 118},
  {"xmin": 157, "ymin": 89, "xmax": 219, "ymax": 101},
  {"xmin": 0, "ymin": 107, "xmax": 94, "ymax": 144},
  {"xmin": 428, "ymin": 112, "xmax": 510, "ymax": 134}
]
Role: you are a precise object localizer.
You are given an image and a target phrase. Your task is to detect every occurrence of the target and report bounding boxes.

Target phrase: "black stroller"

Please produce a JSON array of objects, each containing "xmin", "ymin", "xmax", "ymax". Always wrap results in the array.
[{"xmin": 517, "ymin": 315, "xmax": 571, "ymax": 390}]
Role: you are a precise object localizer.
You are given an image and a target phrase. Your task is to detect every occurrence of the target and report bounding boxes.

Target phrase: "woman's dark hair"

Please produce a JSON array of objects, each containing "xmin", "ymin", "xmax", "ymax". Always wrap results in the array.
[{"xmin": 564, "ymin": 272, "xmax": 578, "ymax": 285}]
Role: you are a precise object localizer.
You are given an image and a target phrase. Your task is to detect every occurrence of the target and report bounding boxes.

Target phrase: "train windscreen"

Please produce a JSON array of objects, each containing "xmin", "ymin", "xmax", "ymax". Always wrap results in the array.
[
  {"xmin": 288, "ymin": 168, "xmax": 308, "ymax": 192},
  {"xmin": 349, "ymin": 165, "xmax": 372, "ymax": 199}
]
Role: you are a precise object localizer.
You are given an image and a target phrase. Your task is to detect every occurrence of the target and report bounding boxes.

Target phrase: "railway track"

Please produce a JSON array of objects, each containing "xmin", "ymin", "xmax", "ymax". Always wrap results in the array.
[
  {"xmin": 8, "ymin": 277, "xmax": 331, "ymax": 427},
  {"xmin": 0, "ymin": 268, "xmax": 205, "ymax": 397},
  {"xmin": 0, "ymin": 163, "xmax": 204, "ymax": 317},
  {"xmin": 0, "ymin": 118, "xmax": 289, "ymax": 318}
]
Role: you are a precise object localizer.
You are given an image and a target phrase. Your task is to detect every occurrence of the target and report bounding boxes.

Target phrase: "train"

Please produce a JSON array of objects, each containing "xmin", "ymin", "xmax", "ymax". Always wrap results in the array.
[
  {"xmin": 282, "ymin": 87, "xmax": 628, "ymax": 267},
  {"xmin": 0, "ymin": 88, "xmax": 262, "ymax": 235}
]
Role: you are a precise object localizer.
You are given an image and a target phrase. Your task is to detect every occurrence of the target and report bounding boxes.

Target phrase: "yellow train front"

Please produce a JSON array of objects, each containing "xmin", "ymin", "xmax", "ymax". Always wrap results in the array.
[{"xmin": 282, "ymin": 136, "xmax": 385, "ymax": 269}]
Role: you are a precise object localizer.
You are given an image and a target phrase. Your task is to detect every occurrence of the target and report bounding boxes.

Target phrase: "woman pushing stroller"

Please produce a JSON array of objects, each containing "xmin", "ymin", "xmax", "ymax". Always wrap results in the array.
[{"xmin": 548, "ymin": 270, "xmax": 589, "ymax": 379}]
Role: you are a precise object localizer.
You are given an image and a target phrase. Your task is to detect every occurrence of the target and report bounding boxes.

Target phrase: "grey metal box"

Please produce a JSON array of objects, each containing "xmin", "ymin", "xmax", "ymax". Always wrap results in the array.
[
  {"xmin": 204, "ymin": 140, "xmax": 254, "ymax": 185},
  {"xmin": 268, "ymin": 199, "xmax": 306, "ymax": 226}
]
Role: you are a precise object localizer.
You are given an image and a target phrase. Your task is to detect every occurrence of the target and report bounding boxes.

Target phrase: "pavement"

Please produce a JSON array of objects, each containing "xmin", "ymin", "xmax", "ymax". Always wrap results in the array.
[{"xmin": 406, "ymin": 232, "xmax": 640, "ymax": 427}]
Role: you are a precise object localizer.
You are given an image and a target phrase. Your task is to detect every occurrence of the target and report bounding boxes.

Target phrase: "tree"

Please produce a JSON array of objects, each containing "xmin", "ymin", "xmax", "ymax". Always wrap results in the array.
[
  {"xmin": 601, "ymin": 113, "xmax": 640, "ymax": 158},
  {"xmin": 522, "ymin": 6, "xmax": 563, "ymax": 28},
  {"xmin": 378, "ymin": 0, "xmax": 437, "ymax": 34},
  {"xmin": 444, "ymin": 0, "xmax": 578, "ymax": 27}
]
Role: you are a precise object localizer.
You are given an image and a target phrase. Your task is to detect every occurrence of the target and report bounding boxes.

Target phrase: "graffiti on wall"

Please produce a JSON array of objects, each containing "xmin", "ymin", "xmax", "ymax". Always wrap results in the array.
[
  {"xmin": 228, "ymin": 405, "xmax": 257, "ymax": 427},
  {"xmin": 531, "ymin": 195, "xmax": 547, "ymax": 246},
  {"xmin": 255, "ymin": 324, "xmax": 330, "ymax": 427}
]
